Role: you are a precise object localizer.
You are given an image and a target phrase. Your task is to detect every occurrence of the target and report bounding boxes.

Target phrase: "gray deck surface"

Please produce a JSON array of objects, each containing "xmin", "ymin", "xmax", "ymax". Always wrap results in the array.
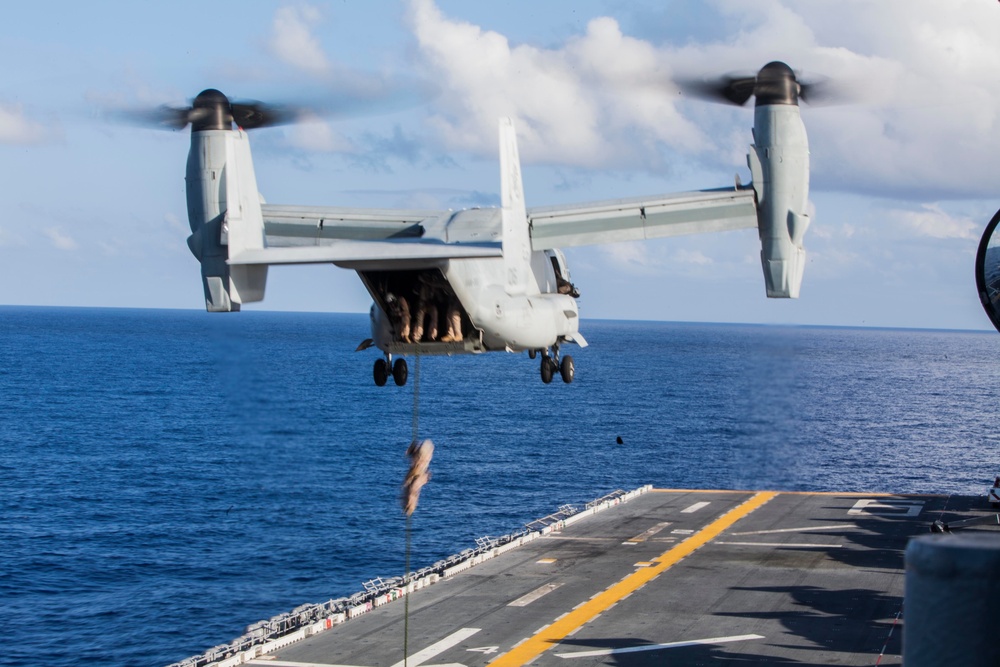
[{"xmin": 248, "ymin": 489, "xmax": 992, "ymax": 667}]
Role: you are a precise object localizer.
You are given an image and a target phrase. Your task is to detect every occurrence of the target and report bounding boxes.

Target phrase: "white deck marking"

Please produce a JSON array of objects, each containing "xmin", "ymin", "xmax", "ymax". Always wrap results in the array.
[
  {"xmin": 509, "ymin": 583, "xmax": 562, "ymax": 607},
  {"xmin": 388, "ymin": 628, "xmax": 481, "ymax": 667},
  {"xmin": 681, "ymin": 501, "xmax": 711, "ymax": 513},
  {"xmin": 249, "ymin": 662, "xmax": 366, "ymax": 667},
  {"xmin": 730, "ymin": 524, "xmax": 853, "ymax": 536},
  {"xmin": 625, "ymin": 521, "xmax": 671, "ymax": 543},
  {"xmin": 848, "ymin": 499, "xmax": 924, "ymax": 517},
  {"xmin": 555, "ymin": 634, "xmax": 765, "ymax": 658},
  {"xmin": 717, "ymin": 541, "xmax": 842, "ymax": 548},
  {"xmin": 542, "ymin": 536, "xmax": 614, "ymax": 542}
]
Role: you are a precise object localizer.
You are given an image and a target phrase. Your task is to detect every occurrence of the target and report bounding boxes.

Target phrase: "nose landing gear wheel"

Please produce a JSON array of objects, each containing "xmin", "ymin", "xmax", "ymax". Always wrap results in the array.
[
  {"xmin": 392, "ymin": 358, "xmax": 408, "ymax": 386},
  {"xmin": 373, "ymin": 358, "xmax": 389, "ymax": 386},
  {"xmin": 560, "ymin": 355, "xmax": 574, "ymax": 384}
]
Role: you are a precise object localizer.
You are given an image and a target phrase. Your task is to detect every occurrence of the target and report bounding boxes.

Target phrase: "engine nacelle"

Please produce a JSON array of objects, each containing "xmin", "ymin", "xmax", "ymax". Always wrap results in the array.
[
  {"xmin": 739, "ymin": 61, "xmax": 812, "ymax": 300},
  {"xmin": 747, "ymin": 102, "xmax": 810, "ymax": 299},
  {"xmin": 185, "ymin": 127, "xmax": 268, "ymax": 312}
]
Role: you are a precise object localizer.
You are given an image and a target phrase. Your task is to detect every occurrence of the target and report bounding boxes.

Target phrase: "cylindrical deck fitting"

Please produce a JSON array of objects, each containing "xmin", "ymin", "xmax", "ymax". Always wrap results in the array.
[{"xmin": 905, "ymin": 533, "xmax": 1000, "ymax": 665}]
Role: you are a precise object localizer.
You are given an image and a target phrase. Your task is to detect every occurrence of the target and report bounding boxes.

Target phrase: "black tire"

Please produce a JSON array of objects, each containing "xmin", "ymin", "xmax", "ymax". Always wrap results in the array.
[
  {"xmin": 541, "ymin": 357, "xmax": 554, "ymax": 384},
  {"xmin": 373, "ymin": 358, "xmax": 389, "ymax": 386},
  {"xmin": 560, "ymin": 355, "xmax": 575, "ymax": 384},
  {"xmin": 392, "ymin": 358, "xmax": 408, "ymax": 386},
  {"xmin": 528, "ymin": 349, "xmax": 537, "ymax": 360}
]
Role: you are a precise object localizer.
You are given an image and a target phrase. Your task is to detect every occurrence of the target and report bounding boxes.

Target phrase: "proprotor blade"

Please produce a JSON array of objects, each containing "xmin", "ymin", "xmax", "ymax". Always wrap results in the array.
[
  {"xmin": 230, "ymin": 101, "xmax": 299, "ymax": 130},
  {"xmin": 675, "ymin": 61, "xmax": 802, "ymax": 107}
]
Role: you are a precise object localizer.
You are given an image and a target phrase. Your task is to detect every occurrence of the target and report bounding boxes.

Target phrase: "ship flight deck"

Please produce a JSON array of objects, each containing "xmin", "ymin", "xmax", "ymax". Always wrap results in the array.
[{"xmin": 188, "ymin": 487, "xmax": 995, "ymax": 667}]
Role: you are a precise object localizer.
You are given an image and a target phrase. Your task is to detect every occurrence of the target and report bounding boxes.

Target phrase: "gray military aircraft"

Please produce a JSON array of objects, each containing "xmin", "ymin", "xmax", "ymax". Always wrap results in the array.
[{"xmin": 149, "ymin": 61, "xmax": 815, "ymax": 387}]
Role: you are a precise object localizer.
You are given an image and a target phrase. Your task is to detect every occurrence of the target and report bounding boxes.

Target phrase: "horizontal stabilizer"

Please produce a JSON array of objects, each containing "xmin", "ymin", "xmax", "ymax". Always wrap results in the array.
[{"xmin": 229, "ymin": 240, "xmax": 501, "ymax": 266}]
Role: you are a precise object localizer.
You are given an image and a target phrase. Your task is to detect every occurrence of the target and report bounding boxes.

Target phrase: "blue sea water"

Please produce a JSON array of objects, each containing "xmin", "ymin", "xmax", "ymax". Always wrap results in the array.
[{"xmin": 2, "ymin": 306, "xmax": 999, "ymax": 667}]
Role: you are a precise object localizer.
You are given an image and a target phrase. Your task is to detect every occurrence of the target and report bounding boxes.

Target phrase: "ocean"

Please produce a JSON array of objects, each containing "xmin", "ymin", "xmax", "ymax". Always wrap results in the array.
[{"xmin": 2, "ymin": 306, "xmax": 999, "ymax": 667}]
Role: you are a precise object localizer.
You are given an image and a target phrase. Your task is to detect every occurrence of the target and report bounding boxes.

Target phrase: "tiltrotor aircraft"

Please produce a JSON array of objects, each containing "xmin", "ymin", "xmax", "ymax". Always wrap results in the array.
[{"xmin": 154, "ymin": 61, "xmax": 815, "ymax": 387}]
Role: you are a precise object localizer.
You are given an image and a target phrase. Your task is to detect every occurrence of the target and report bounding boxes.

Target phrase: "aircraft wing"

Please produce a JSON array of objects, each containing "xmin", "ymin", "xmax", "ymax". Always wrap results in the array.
[
  {"xmin": 527, "ymin": 187, "xmax": 757, "ymax": 250},
  {"xmin": 229, "ymin": 204, "xmax": 501, "ymax": 265}
]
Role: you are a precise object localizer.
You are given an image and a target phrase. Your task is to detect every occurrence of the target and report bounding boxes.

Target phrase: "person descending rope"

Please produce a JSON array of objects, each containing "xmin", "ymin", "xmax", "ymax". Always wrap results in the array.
[{"xmin": 401, "ymin": 439, "xmax": 434, "ymax": 516}]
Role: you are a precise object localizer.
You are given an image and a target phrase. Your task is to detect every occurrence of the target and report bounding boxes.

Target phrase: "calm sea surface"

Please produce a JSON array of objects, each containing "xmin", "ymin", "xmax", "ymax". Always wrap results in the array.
[{"xmin": 2, "ymin": 307, "xmax": 999, "ymax": 666}]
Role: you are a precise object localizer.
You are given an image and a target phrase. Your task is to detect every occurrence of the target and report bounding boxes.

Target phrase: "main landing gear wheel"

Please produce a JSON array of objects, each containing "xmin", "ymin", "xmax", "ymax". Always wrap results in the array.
[
  {"xmin": 538, "ymin": 343, "xmax": 575, "ymax": 385},
  {"xmin": 560, "ymin": 355, "xmax": 574, "ymax": 384},
  {"xmin": 540, "ymin": 357, "xmax": 556, "ymax": 384},
  {"xmin": 392, "ymin": 358, "xmax": 408, "ymax": 386},
  {"xmin": 373, "ymin": 358, "xmax": 389, "ymax": 387}
]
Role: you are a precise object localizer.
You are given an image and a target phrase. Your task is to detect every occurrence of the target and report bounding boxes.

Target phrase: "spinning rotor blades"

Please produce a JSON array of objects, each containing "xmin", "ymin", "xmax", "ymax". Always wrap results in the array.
[
  {"xmin": 676, "ymin": 61, "xmax": 846, "ymax": 107},
  {"xmin": 111, "ymin": 74, "xmax": 431, "ymax": 132},
  {"xmin": 118, "ymin": 89, "xmax": 313, "ymax": 131}
]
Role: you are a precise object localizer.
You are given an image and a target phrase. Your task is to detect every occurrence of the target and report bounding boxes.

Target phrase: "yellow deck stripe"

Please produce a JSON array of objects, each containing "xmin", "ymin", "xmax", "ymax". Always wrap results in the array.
[
  {"xmin": 487, "ymin": 491, "xmax": 778, "ymax": 667},
  {"xmin": 650, "ymin": 488, "xmax": 941, "ymax": 498}
]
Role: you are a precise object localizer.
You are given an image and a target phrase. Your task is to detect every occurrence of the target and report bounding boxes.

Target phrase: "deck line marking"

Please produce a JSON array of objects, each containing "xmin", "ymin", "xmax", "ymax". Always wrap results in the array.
[
  {"xmin": 625, "ymin": 521, "xmax": 671, "ymax": 543},
  {"xmin": 717, "ymin": 541, "xmax": 842, "ymax": 548},
  {"xmin": 248, "ymin": 661, "xmax": 366, "ymax": 667},
  {"xmin": 730, "ymin": 524, "xmax": 853, "ymax": 536},
  {"xmin": 554, "ymin": 633, "xmax": 765, "ymax": 658},
  {"xmin": 848, "ymin": 499, "xmax": 924, "ymax": 517},
  {"xmin": 650, "ymin": 488, "xmax": 925, "ymax": 497},
  {"xmin": 542, "ymin": 536, "xmax": 615, "ymax": 542},
  {"xmin": 509, "ymin": 583, "xmax": 562, "ymax": 607},
  {"xmin": 485, "ymin": 491, "xmax": 778, "ymax": 667},
  {"xmin": 389, "ymin": 628, "xmax": 481, "ymax": 667},
  {"xmin": 649, "ymin": 488, "xmax": 748, "ymax": 494},
  {"xmin": 681, "ymin": 502, "xmax": 711, "ymax": 513}
]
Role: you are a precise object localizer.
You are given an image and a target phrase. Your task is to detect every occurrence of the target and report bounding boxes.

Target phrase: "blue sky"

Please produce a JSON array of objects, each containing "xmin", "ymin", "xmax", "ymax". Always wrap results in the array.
[{"xmin": 2, "ymin": 0, "xmax": 998, "ymax": 330}]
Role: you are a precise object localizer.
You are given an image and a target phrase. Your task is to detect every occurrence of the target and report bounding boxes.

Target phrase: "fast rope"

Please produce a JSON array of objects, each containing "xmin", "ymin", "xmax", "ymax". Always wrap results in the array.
[{"xmin": 403, "ymin": 351, "xmax": 420, "ymax": 667}]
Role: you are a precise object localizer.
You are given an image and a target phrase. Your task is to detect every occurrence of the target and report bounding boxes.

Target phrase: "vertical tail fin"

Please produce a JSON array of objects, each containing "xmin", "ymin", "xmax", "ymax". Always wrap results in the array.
[
  {"xmin": 185, "ymin": 129, "xmax": 268, "ymax": 311},
  {"xmin": 222, "ymin": 130, "xmax": 268, "ymax": 305},
  {"xmin": 499, "ymin": 117, "xmax": 533, "ymax": 296}
]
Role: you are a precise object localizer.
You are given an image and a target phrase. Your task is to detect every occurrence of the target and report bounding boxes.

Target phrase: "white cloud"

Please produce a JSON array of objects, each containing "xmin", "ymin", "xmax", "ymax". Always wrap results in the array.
[
  {"xmin": 268, "ymin": 5, "xmax": 331, "ymax": 75},
  {"xmin": 0, "ymin": 102, "xmax": 51, "ymax": 144},
  {"xmin": 44, "ymin": 228, "xmax": 77, "ymax": 251},
  {"xmin": 407, "ymin": 0, "xmax": 703, "ymax": 168},
  {"xmin": 286, "ymin": 115, "xmax": 353, "ymax": 153},
  {"xmin": 889, "ymin": 203, "xmax": 979, "ymax": 241},
  {"xmin": 672, "ymin": 249, "xmax": 713, "ymax": 266},
  {"xmin": 407, "ymin": 0, "xmax": 1000, "ymax": 201},
  {"xmin": 599, "ymin": 242, "xmax": 663, "ymax": 276}
]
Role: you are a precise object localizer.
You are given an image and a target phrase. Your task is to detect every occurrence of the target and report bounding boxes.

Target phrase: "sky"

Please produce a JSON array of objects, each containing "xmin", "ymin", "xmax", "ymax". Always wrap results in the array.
[{"xmin": 2, "ymin": 0, "xmax": 1000, "ymax": 330}]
